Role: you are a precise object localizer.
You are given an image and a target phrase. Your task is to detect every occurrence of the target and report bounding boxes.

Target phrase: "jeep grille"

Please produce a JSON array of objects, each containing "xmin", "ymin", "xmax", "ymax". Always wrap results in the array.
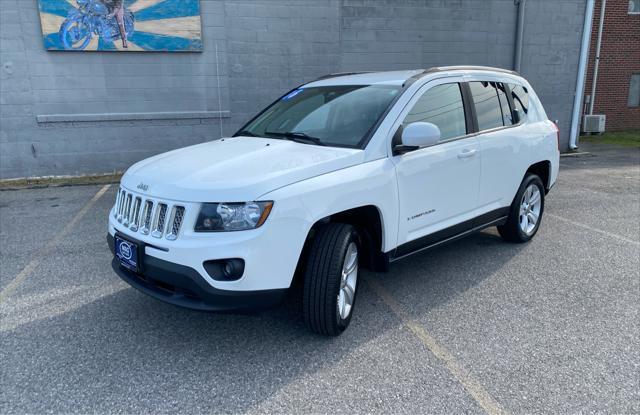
[{"xmin": 114, "ymin": 187, "xmax": 186, "ymax": 240}]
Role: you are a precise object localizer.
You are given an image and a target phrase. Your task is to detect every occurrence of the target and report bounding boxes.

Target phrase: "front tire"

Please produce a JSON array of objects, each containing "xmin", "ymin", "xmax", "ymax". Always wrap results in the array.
[
  {"xmin": 303, "ymin": 223, "xmax": 360, "ymax": 336},
  {"xmin": 498, "ymin": 174, "xmax": 545, "ymax": 243}
]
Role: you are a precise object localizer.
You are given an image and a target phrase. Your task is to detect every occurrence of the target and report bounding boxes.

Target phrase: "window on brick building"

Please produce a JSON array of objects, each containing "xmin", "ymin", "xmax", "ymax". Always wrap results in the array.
[
  {"xmin": 629, "ymin": 74, "xmax": 640, "ymax": 107},
  {"xmin": 630, "ymin": 0, "xmax": 640, "ymax": 14}
]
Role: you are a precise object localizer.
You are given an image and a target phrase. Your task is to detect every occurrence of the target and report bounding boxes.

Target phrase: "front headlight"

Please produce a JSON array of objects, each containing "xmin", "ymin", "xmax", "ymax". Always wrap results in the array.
[{"xmin": 194, "ymin": 201, "xmax": 274, "ymax": 232}]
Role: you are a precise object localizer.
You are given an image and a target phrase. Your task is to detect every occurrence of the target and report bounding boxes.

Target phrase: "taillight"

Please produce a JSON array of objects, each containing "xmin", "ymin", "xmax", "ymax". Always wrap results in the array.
[{"xmin": 552, "ymin": 121, "xmax": 560, "ymax": 151}]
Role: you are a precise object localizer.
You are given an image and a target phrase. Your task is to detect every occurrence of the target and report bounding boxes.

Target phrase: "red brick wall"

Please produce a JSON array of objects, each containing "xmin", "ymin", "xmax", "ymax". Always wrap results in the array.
[{"xmin": 584, "ymin": 0, "xmax": 640, "ymax": 131}]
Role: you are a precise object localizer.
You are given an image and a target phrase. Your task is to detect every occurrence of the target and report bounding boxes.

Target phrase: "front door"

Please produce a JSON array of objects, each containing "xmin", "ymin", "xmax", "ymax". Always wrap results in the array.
[{"xmin": 392, "ymin": 81, "xmax": 481, "ymax": 255}]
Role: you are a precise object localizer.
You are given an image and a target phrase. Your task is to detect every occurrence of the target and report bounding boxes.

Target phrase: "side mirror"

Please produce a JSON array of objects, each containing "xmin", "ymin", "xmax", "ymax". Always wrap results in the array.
[{"xmin": 393, "ymin": 122, "xmax": 441, "ymax": 155}]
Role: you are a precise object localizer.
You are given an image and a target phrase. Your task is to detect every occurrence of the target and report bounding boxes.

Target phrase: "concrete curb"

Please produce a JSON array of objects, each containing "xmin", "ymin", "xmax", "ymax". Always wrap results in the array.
[
  {"xmin": 0, "ymin": 173, "xmax": 122, "ymax": 191},
  {"xmin": 560, "ymin": 151, "xmax": 592, "ymax": 158}
]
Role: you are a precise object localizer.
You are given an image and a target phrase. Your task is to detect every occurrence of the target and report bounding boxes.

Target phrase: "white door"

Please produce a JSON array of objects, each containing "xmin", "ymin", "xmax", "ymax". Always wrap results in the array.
[
  {"xmin": 468, "ymin": 81, "xmax": 523, "ymax": 211},
  {"xmin": 392, "ymin": 81, "xmax": 481, "ymax": 253}
]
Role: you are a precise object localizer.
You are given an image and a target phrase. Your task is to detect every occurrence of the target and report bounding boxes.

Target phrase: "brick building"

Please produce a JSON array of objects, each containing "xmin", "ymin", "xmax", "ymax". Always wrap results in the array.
[{"xmin": 583, "ymin": 0, "xmax": 640, "ymax": 131}]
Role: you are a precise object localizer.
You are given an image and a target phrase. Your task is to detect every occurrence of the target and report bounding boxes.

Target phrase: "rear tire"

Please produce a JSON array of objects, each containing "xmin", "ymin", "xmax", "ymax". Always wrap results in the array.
[
  {"xmin": 498, "ymin": 174, "xmax": 545, "ymax": 243},
  {"xmin": 303, "ymin": 223, "xmax": 360, "ymax": 336}
]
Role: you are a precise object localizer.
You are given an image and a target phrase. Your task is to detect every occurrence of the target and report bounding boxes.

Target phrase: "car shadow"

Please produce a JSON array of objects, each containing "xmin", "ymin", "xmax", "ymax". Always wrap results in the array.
[
  {"xmin": 2, "ymin": 228, "xmax": 527, "ymax": 413},
  {"xmin": 1, "ymin": 276, "xmax": 398, "ymax": 413},
  {"xmin": 364, "ymin": 228, "xmax": 528, "ymax": 320}
]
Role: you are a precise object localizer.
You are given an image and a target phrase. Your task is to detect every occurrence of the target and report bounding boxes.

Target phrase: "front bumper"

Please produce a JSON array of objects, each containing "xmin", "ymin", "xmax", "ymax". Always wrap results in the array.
[
  {"xmin": 108, "ymin": 234, "xmax": 287, "ymax": 311},
  {"xmin": 108, "ymin": 187, "xmax": 310, "ymax": 292}
]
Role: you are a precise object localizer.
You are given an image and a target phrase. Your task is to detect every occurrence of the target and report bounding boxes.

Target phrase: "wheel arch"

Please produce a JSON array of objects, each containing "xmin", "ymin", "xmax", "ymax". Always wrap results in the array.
[
  {"xmin": 526, "ymin": 160, "xmax": 551, "ymax": 193},
  {"xmin": 298, "ymin": 205, "xmax": 389, "ymax": 276}
]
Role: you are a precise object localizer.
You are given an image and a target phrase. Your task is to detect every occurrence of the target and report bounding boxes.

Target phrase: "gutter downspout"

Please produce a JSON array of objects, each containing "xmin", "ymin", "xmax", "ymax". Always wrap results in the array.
[
  {"xmin": 569, "ymin": 0, "xmax": 596, "ymax": 150},
  {"xmin": 589, "ymin": 0, "xmax": 606, "ymax": 115},
  {"xmin": 513, "ymin": 0, "xmax": 526, "ymax": 72}
]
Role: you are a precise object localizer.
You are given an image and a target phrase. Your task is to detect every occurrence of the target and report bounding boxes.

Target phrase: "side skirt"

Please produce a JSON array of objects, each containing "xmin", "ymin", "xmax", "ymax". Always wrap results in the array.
[{"xmin": 388, "ymin": 208, "xmax": 509, "ymax": 263}]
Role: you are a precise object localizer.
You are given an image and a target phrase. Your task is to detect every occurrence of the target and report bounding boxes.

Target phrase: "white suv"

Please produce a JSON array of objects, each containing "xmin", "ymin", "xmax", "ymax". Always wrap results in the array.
[{"xmin": 109, "ymin": 66, "xmax": 559, "ymax": 335}]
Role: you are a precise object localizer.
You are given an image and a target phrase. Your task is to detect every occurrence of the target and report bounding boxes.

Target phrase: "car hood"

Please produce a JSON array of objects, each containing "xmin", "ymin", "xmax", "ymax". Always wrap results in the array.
[{"xmin": 121, "ymin": 136, "xmax": 364, "ymax": 202}]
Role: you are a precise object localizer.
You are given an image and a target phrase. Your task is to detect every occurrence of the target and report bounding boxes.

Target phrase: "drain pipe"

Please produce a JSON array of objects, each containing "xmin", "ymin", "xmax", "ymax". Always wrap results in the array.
[
  {"xmin": 569, "ymin": 0, "xmax": 596, "ymax": 150},
  {"xmin": 589, "ymin": 0, "xmax": 606, "ymax": 115},
  {"xmin": 513, "ymin": 0, "xmax": 526, "ymax": 72}
]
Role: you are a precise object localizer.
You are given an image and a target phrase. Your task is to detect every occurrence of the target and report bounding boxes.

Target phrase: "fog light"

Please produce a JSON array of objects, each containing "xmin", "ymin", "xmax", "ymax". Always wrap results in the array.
[
  {"xmin": 223, "ymin": 259, "xmax": 244, "ymax": 279},
  {"xmin": 203, "ymin": 258, "xmax": 245, "ymax": 281},
  {"xmin": 223, "ymin": 262, "xmax": 233, "ymax": 276}
]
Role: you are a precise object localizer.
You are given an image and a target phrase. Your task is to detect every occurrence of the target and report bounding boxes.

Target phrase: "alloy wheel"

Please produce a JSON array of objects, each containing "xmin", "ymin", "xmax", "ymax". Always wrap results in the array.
[
  {"xmin": 519, "ymin": 184, "xmax": 542, "ymax": 235},
  {"xmin": 337, "ymin": 242, "xmax": 358, "ymax": 320}
]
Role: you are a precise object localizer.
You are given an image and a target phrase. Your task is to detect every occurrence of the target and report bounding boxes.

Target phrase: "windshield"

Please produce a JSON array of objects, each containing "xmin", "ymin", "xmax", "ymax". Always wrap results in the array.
[{"xmin": 235, "ymin": 85, "xmax": 402, "ymax": 148}]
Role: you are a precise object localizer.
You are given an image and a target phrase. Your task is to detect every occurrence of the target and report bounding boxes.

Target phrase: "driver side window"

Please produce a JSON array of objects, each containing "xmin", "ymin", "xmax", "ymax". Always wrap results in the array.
[{"xmin": 403, "ymin": 83, "xmax": 467, "ymax": 141}]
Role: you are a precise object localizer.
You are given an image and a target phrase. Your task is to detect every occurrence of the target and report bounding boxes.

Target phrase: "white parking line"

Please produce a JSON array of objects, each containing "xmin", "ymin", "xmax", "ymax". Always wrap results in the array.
[
  {"xmin": 547, "ymin": 213, "xmax": 639, "ymax": 246},
  {"xmin": 366, "ymin": 278, "xmax": 507, "ymax": 415},
  {"xmin": 0, "ymin": 185, "xmax": 111, "ymax": 303}
]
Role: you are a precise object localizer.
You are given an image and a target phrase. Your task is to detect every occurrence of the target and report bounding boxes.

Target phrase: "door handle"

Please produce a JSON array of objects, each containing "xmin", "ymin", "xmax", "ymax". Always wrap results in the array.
[{"xmin": 457, "ymin": 149, "xmax": 477, "ymax": 159}]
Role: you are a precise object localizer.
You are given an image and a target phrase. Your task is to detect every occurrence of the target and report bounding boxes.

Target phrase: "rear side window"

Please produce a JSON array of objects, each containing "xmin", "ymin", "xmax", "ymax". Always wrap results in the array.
[
  {"xmin": 403, "ymin": 83, "xmax": 467, "ymax": 141},
  {"xmin": 496, "ymin": 83, "xmax": 514, "ymax": 126},
  {"xmin": 509, "ymin": 83, "xmax": 530, "ymax": 123},
  {"xmin": 469, "ymin": 82, "xmax": 504, "ymax": 131}
]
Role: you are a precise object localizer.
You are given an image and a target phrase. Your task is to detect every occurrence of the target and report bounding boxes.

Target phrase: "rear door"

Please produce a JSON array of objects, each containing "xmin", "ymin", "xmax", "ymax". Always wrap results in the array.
[
  {"xmin": 467, "ymin": 81, "xmax": 523, "ymax": 217},
  {"xmin": 392, "ymin": 79, "xmax": 481, "ymax": 254}
]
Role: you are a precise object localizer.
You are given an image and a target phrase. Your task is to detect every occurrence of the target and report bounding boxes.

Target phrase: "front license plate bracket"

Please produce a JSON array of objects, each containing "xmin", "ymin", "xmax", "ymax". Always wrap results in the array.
[{"xmin": 115, "ymin": 233, "xmax": 142, "ymax": 273}]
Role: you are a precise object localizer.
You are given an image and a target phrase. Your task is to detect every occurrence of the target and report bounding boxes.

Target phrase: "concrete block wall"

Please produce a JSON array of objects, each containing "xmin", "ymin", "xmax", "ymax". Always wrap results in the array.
[
  {"xmin": 340, "ymin": 0, "xmax": 517, "ymax": 70},
  {"xmin": 224, "ymin": 0, "xmax": 341, "ymax": 129},
  {"xmin": 519, "ymin": 0, "xmax": 590, "ymax": 143},
  {"xmin": 338, "ymin": 0, "xmax": 587, "ymax": 150},
  {"xmin": 0, "ymin": 0, "xmax": 588, "ymax": 179},
  {"xmin": 1, "ymin": 0, "xmax": 230, "ymax": 178}
]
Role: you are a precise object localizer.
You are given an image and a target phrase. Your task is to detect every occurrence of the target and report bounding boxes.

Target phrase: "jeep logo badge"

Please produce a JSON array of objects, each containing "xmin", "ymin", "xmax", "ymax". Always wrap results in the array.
[{"xmin": 137, "ymin": 182, "xmax": 149, "ymax": 191}]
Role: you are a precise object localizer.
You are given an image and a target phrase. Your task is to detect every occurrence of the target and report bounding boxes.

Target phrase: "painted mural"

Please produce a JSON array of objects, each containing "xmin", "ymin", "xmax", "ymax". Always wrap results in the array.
[{"xmin": 37, "ymin": 0, "xmax": 203, "ymax": 52}]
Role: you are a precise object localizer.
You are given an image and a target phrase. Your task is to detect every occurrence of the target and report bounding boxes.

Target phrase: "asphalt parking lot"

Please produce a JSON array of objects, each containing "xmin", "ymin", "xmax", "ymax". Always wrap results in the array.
[{"xmin": 1, "ymin": 143, "xmax": 638, "ymax": 414}]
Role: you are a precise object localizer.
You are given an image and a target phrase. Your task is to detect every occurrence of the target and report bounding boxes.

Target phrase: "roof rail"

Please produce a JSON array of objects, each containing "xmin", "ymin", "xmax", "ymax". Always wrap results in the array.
[
  {"xmin": 402, "ymin": 69, "xmax": 430, "ymax": 88},
  {"xmin": 313, "ymin": 71, "xmax": 372, "ymax": 81},
  {"xmin": 424, "ymin": 66, "xmax": 520, "ymax": 76}
]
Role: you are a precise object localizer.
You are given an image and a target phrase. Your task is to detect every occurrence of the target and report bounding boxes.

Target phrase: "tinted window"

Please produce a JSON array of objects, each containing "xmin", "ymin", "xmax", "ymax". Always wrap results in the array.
[
  {"xmin": 496, "ymin": 83, "xmax": 514, "ymax": 126},
  {"xmin": 239, "ymin": 85, "xmax": 401, "ymax": 148},
  {"xmin": 509, "ymin": 83, "xmax": 530, "ymax": 123},
  {"xmin": 403, "ymin": 83, "xmax": 467, "ymax": 141},
  {"xmin": 469, "ymin": 82, "xmax": 504, "ymax": 131}
]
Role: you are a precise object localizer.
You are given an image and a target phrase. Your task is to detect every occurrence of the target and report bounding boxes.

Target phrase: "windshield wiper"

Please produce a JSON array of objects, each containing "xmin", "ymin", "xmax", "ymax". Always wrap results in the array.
[
  {"xmin": 264, "ymin": 131, "xmax": 325, "ymax": 146},
  {"xmin": 234, "ymin": 130, "xmax": 261, "ymax": 137}
]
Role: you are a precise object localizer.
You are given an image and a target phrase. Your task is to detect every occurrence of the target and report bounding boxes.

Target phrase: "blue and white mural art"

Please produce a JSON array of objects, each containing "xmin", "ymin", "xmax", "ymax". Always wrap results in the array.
[{"xmin": 38, "ymin": 0, "xmax": 203, "ymax": 52}]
